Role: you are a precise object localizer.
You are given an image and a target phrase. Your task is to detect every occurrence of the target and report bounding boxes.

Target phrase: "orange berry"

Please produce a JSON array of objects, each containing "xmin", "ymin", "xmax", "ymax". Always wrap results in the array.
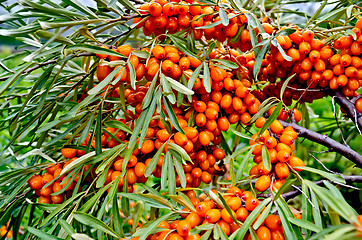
[{"xmin": 205, "ymin": 209, "xmax": 221, "ymax": 223}]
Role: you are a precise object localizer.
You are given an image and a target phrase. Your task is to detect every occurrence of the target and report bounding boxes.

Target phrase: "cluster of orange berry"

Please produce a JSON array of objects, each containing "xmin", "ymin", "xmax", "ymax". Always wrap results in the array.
[
  {"xmin": 133, "ymin": 0, "xmax": 267, "ymax": 52},
  {"xmin": 0, "ymin": 223, "xmax": 13, "ymax": 239},
  {"xmin": 249, "ymin": 109, "xmax": 304, "ymax": 192},
  {"xmin": 27, "ymin": 148, "xmax": 89, "ymax": 204},
  {"xmin": 126, "ymin": 188, "xmax": 287, "ymax": 240},
  {"xmin": 133, "ymin": 0, "xmax": 362, "ymax": 106}
]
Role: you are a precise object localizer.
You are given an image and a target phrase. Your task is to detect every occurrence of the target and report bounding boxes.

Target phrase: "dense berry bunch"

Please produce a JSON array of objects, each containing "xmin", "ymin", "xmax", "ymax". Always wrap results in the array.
[
  {"xmin": 249, "ymin": 117, "xmax": 304, "ymax": 192},
  {"xmin": 123, "ymin": 188, "xmax": 291, "ymax": 240},
  {"xmin": 27, "ymin": 148, "xmax": 89, "ymax": 204}
]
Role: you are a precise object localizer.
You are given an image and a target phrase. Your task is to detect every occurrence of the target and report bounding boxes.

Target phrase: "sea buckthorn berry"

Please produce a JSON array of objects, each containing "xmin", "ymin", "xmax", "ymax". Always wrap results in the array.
[
  {"xmin": 185, "ymin": 212, "xmax": 202, "ymax": 228},
  {"xmin": 270, "ymin": 120, "xmax": 284, "ymax": 134},
  {"xmin": 196, "ymin": 201, "xmax": 211, "ymax": 217},
  {"xmin": 302, "ymin": 30, "xmax": 314, "ymax": 42},
  {"xmin": 211, "ymin": 67, "xmax": 226, "ymax": 82},
  {"xmin": 140, "ymin": 140, "xmax": 155, "ymax": 154},
  {"xmin": 176, "ymin": 220, "xmax": 191, "ymax": 236},
  {"xmin": 256, "ymin": 226, "xmax": 271, "ymax": 240},
  {"xmin": 205, "ymin": 108, "xmax": 218, "ymax": 120},
  {"xmin": 205, "ymin": 209, "xmax": 221, "ymax": 223},
  {"xmin": 255, "ymin": 175, "xmax": 272, "ymax": 192},
  {"xmin": 236, "ymin": 207, "xmax": 249, "ymax": 222},
  {"xmin": 61, "ymin": 148, "xmax": 77, "ymax": 158},
  {"xmin": 276, "ymin": 149, "xmax": 291, "ymax": 162},
  {"xmin": 28, "ymin": 175, "xmax": 44, "ymax": 190},
  {"xmin": 227, "ymin": 197, "xmax": 242, "ymax": 211},
  {"xmin": 356, "ymin": 98, "xmax": 362, "ymax": 113},
  {"xmin": 194, "ymin": 101, "xmax": 207, "ymax": 112},
  {"xmin": 149, "ymin": 2, "xmax": 162, "ymax": 16},
  {"xmin": 340, "ymin": 54, "xmax": 352, "ymax": 67},
  {"xmin": 275, "ymin": 162, "xmax": 289, "ymax": 179},
  {"xmin": 245, "ymin": 197, "xmax": 259, "ymax": 211},
  {"xmin": 163, "ymin": 3, "xmax": 175, "ymax": 16},
  {"xmin": 299, "ymin": 42, "xmax": 311, "ymax": 55},
  {"xmin": 217, "ymin": 117, "xmax": 229, "ymax": 131},
  {"xmin": 265, "ymin": 215, "xmax": 282, "ymax": 230},
  {"xmin": 221, "ymin": 208, "xmax": 236, "ymax": 223},
  {"xmin": 280, "ymin": 134, "xmax": 294, "ymax": 145},
  {"xmin": 174, "ymin": 132, "xmax": 188, "ymax": 147},
  {"xmin": 196, "ymin": 113, "xmax": 207, "ymax": 127},
  {"xmin": 265, "ymin": 136, "xmax": 277, "ymax": 149},
  {"xmin": 152, "ymin": 45, "xmax": 166, "ymax": 59},
  {"xmin": 288, "ymin": 156, "xmax": 305, "ymax": 171},
  {"xmin": 255, "ymin": 117, "xmax": 267, "ymax": 128},
  {"xmin": 179, "ymin": 57, "xmax": 191, "ymax": 70},
  {"xmin": 161, "ymin": 60, "xmax": 174, "ymax": 73}
]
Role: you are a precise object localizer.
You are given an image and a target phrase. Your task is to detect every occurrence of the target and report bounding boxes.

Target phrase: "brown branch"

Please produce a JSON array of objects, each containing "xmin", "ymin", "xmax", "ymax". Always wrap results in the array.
[
  {"xmin": 332, "ymin": 91, "xmax": 362, "ymax": 134},
  {"xmin": 279, "ymin": 120, "xmax": 362, "ymax": 167}
]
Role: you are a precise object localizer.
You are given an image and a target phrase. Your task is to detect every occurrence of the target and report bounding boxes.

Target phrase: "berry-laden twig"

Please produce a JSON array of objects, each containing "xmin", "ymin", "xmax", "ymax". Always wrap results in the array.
[
  {"xmin": 332, "ymin": 90, "xmax": 362, "ymax": 135},
  {"xmin": 278, "ymin": 120, "xmax": 362, "ymax": 167}
]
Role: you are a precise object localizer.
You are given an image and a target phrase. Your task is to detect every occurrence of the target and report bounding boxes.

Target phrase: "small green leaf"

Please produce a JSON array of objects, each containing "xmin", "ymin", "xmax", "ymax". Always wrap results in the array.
[
  {"xmin": 296, "ymin": 166, "xmax": 345, "ymax": 184},
  {"xmin": 259, "ymin": 101, "xmax": 283, "ymax": 137},
  {"xmin": 145, "ymin": 142, "xmax": 166, "ymax": 177},
  {"xmin": 261, "ymin": 145, "xmax": 271, "ymax": 171},
  {"xmin": 219, "ymin": 8, "xmax": 229, "ymax": 26},
  {"xmin": 203, "ymin": 62, "xmax": 211, "ymax": 93},
  {"xmin": 212, "ymin": 59, "xmax": 239, "ymax": 69},
  {"xmin": 128, "ymin": 61, "xmax": 136, "ymax": 90},
  {"xmin": 168, "ymin": 35, "xmax": 198, "ymax": 59},
  {"xmin": 166, "ymin": 76, "xmax": 194, "ymax": 95},
  {"xmin": 73, "ymin": 212, "xmax": 122, "ymax": 238},
  {"xmin": 288, "ymin": 217, "xmax": 322, "ymax": 233}
]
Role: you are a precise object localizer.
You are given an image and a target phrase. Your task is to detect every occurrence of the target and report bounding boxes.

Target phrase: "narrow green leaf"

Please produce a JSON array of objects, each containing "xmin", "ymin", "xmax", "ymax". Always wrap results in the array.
[
  {"xmin": 144, "ymin": 142, "xmax": 166, "ymax": 177},
  {"xmin": 132, "ymin": 201, "xmax": 144, "ymax": 232},
  {"xmin": 275, "ymin": 198, "xmax": 299, "ymax": 240},
  {"xmin": 219, "ymin": 8, "xmax": 229, "ymax": 26},
  {"xmin": 203, "ymin": 62, "xmax": 211, "ymax": 93},
  {"xmin": 274, "ymin": 178, "xmax": 296, "ymax": 200},
  {"xmin": 261, "ymin": 145, "xmax": 271, "ymax": 171},
  {"xmin": 67, "ymin": 44, "xmax": 125, "ymax": 58},
  {"xmin": 288, "ymin": 218, "xmax": 322, "ymax": 233},
  {"xmin": 253, "ymin": 201, "xmax": 273, "ymax": 229},
  {"xmin": 259, "ymin": 101, "xmax": 283, "ymax": 137},
  {"xmin": 163, "ymin": 96, "xmax": 185, "ymax": 134},
  {"xmin": 168, "ymin": 154, "xmax": 176, "ymax": 193},
  {"xmin": 161, "ymin": 152, "xmax": 168, "ymax": 190},
  {"xmin": 28, "ymin": 227, "xmax": 62, "ymax": 240},
  {"xmin": 212, "ymin": 59, "xmax": 239, "ymax": 69},
  {"xmin": 296, "ymin": 167, "xmax": 345, "ymax": 184},
  {"xmin": 166, "ymin": 76, "xmax": 194, "ymax": 95},
  {"xmin": 168, "ymin": 35, "xmax": 198, "ymax": 59},
  {"xmin": 174, "ymin": 156, "xmax": 187, "ymax": 188},
  {"xmin": 73, "ymin": 212, "xmax": 122, "ymax": 238},
  {"xmin": 280, "ymin": 74, "xmax": 296, "ymax": 100},
  {"xmin": 128, "ymin": 61, "xmax": 136, "ymax": 90},
  {"xmin": 253, "ymin": 41, "xmax": 270, "ymax": 79}
]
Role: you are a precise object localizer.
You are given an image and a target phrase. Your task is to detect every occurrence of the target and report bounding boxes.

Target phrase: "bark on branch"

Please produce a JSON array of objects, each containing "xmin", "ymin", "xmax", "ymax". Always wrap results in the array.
[
  {"xmin": 279, "ymin": 120, "xmax": 362, "ymax": 167},
  {"xmin": 332, "ymin": 91, "xmax": 362, "ymax": 134}
]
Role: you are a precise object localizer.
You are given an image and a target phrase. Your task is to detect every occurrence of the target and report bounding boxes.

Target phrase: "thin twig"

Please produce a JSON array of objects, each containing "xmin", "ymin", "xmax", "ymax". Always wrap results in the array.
[{"xmin": 331, "ymin": 91, "xmax": 362, "ymax": 135}]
